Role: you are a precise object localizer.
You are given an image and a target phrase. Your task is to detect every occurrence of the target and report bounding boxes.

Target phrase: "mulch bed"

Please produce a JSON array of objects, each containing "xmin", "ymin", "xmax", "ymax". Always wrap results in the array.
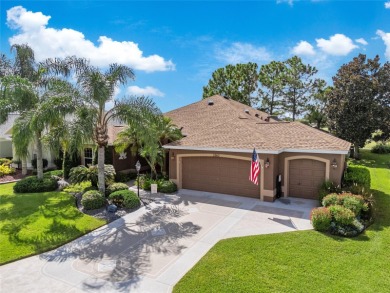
[
  {"xmin": 72, "ymin": 191, "xmax": 154, "ymax": 223},
  {"xmin": 0, "ymin": 169, "xmax": 31, "ymax": 184}
]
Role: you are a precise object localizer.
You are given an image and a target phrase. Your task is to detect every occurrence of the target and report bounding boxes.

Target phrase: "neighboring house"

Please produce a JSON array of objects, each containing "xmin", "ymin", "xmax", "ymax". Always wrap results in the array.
[
  {"xmin": 0, "ymin": 113, "xmax": 57, "ymax": 168},
  {"xmin": 163, "ymin": 95, "xmax": 351, "ymax": 201}
]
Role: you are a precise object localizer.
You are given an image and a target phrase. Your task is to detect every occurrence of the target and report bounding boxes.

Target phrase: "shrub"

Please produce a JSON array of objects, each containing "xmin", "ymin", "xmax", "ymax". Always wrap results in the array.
[
  {"xmin": 81, "ymin": 190, "xmax": 106, "ymax": 210},
  {"xmin": 311, "ymin": 207, "xmax": 332, "ymax": 232},
  {"xmin": 330, "ymin": 219, "xmax": 365, "ymax": 237},
  {"xmin": 371, "ymin": 143, "xmax": 390, "ymax": 154},
  {"xmin": 322, "ymin": 193, "xmax": 339, "ymax": 207},
  {"xmin": 157, "ymin": 180, "xmax": 177, "ymax": 193},
  {"xmin": 106, "ymin": 182, "xmax": 129, "ymax": 197},
  {"xmin": 136, "ymin": 174, "xmax": 154, "ymax": 190},
  {"xmin": 318, "ymin": 181, "xmax": 341, "ymax": 203},
  {"xmin": 44, "ymin": 170, "xmax": 64, "ymax": 177},
  {"xmin": 63, "ymin": 181, "xmax": 93, "ymax": 194},
  {"xmin": 0, "ymin": 165, "xmax": 16, "ymax": 177},
  {"xmin": 338, "ymin": 193, "xmax": 366, "ymax": 216},
  {"xmin": 31, "ymin": 158, "xmax": 48, "ymax": 169},
  {"xmin": 329, "ymin": 205, "xmax": 355, "ymax": 226},
  {"xmin": 343, "ymin": 165, "xmax": 370, "ymax": 190},
  {"xmin": 109, "ymin": 190, "xmax": 140, "ymax": 209},
  {"xmin": 69, "ymin": 164, "xmax": 116, "ymax": 187},
  {"xmin": 0, "ymin": 158, "xmax": 12, "ymax": 166},
  {"xmin": 13, "ymin": 176, "xmax": 58, "ymax": 193},
  {"xmin": 115, "ymin": 172, "xmax": 137, "ymax": 182}
]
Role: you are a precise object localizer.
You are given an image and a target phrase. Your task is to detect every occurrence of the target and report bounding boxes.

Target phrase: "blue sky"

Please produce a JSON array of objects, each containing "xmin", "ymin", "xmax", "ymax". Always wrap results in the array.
[{"xmin": 1, "ymin": 1, "xmax": 390, "ymax": 112}]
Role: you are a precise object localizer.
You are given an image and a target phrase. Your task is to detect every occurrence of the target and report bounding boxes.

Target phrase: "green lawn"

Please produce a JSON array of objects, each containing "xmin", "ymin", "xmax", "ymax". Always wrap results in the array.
[
  {"xmin": 174, "ymin": 150, "xmax": 390, "ymax": 293},
  {"xmin": 0, "ymin": 183, "xmax": 105, "ymax": 264}
]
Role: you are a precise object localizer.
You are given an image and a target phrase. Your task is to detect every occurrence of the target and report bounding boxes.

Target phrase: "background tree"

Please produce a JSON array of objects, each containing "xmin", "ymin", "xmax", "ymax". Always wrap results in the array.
[
  {"xmin": 202, "ymin": 63, "xmax": 258, "ymax": 106},
  {"xmin": 304, "ymin": 83, "xmax": 330, "ymax": 129},
  {"xmin": 376, "ymin": 62, "xmax": 390, "ymax": 141},
  {"xmin": 326, "ymin": 54, "xmax": 381, "ymax": 158},
  {"xmin": 281, "ymin": 56, "xmax": 323, "ymax": 121},
  {"xmin": 258, "ymin": 61, "xmax": 286, "ymax": 116}
]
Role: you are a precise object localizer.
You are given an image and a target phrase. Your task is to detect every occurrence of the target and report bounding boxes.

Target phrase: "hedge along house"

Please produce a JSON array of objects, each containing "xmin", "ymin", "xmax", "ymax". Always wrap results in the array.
[{"xmin": 163, "ymin": 95, "xmax": 351, "ymax": 202}]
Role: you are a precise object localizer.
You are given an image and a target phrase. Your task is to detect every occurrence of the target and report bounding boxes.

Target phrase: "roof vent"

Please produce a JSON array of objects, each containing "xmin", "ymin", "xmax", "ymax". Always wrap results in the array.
[
  {"xmin": 208, "ymin": 99, "xmax": 214, "ymax": 105},
  {"xmin": 244, "ymin": 109, "xmax": 250, "ymax": 114},
  {"xmin": 223, "ymin": 95, "xmax": 230, "ymax": 99},
  {"xmin": 255, "ymin": 113, "xmax": 259, "ymax": 118}
]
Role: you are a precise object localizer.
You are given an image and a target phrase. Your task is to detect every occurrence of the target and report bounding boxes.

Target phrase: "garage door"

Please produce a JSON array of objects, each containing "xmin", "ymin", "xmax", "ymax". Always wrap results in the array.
[
  {"xmin": 289, "ymin": 159, "xmax": 326, "ymax": 199},
  {"xmin": 182, "ymin": 157, "xmax": 259, "ymax": 198}
]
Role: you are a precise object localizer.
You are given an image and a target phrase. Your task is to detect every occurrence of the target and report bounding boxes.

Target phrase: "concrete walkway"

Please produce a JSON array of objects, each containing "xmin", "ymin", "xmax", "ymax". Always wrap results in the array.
[{"xmin": 0, "ymin": 190, "xmax": 317, "ymax": 293}]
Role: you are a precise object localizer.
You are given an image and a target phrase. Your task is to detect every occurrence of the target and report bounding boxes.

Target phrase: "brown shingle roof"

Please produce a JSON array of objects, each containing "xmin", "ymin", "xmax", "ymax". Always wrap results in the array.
[{"xmin": 164, "ymin": 95, "xmax": 350, "ymax": 153}]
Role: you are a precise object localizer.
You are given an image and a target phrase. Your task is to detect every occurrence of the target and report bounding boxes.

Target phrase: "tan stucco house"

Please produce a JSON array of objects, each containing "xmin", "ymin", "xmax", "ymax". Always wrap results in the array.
[{"xmin": 163, "ymin": 95, "xmax": 351, "ymax": 202}]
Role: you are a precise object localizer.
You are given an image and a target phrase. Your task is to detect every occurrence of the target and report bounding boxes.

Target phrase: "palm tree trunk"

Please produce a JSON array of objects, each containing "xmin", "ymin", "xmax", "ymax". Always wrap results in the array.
[
  {"xmin": 98, "ymin": 146, "xmax": 105, "ymax": 193},
  {"xmin": 62, "ymin": 149, "xmax": 67, "ymax": 179},
  {"xmin": 353, "ymin": 145, "xmax": 359, "ymax": 159},
  {"xmin": 22, "ymin": 157, "xmax": 27, "ymax": 175},
  {"xmin": 36, "ymin": 132, "xmax": 44, "ymax": 179}
]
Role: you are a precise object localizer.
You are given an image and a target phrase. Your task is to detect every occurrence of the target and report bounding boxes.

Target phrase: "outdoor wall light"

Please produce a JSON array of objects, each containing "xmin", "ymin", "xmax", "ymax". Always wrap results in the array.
[
  {"xmin": 265, "ymin": 158, "xmax": 270, "ymax": 168},
  {"xmin": 171, "ymin": 152, "xmax": 175, "ymax": 160},
  {"xmin": 331, "ymin": 158, "xmax": 338, "ymax": 169}
]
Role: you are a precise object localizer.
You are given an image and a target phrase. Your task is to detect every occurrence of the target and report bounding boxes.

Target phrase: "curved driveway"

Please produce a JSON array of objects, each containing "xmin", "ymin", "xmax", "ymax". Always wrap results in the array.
[{"xmin": 0, "ymin": 190, "xmax": 317, "ymax": 293}]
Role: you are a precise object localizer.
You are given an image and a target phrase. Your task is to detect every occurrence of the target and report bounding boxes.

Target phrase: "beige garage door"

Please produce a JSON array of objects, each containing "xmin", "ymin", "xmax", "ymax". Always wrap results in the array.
[
  {"xmin": 182, "ymin": 157, "xmax": 259, "ymax": 198},
  {"xmin": 289, "ymin": 159, "xmax": 326, "ymax": 199}
]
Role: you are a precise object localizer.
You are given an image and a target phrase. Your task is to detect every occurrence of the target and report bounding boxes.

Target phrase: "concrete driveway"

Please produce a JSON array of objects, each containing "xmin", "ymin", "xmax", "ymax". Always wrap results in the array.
[{"xmin": 0, "ymin": 189, "xmax": 317, "ymax": 293}]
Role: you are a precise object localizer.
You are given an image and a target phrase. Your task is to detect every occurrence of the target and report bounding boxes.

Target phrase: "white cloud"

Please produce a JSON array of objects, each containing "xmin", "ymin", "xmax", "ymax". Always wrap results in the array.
[
  {"xmin": 215, "ymin": 42, "xmax": 271, "ymax": 64},
  {"xmin": 126, "ymin": 86, "xmax": 164, "ymax": 97},
  {"xmin": 291, "ymin": 41, "xmax": 316, "ymax": 56},
  {"xmin": 377, "ymin": 30, "xmax": 390, "ymax": 60},
  {"xmin": 6, "ymin": 6, "xmax": 174, "ymax": 72},
  {"xmin": 385, "ymin": 1, "xmax": 390, "ymax": 9},
  {"xmin": 316, "ymin": 34, "xmax": 358, "ymax": 56},
  {"xmin": 355, "ymin": 38, "xmax": 368, "ymax": 45}
]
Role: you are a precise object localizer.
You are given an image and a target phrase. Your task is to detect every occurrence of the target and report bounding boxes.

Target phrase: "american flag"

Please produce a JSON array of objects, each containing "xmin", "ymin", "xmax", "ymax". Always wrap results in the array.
[{"xmin": 249, "ymin": 148, "xmax": 260, "ymax": 185}]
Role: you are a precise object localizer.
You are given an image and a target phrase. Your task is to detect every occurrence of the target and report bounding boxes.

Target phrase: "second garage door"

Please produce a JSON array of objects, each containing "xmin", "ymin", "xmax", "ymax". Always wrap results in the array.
[
  {"xmin": 289, "ymin": 159, "xmax": 326, "ymax": 199},
  {"xmin": 182, "ymin": 156, "xmax": 259, "ymax": 198}
]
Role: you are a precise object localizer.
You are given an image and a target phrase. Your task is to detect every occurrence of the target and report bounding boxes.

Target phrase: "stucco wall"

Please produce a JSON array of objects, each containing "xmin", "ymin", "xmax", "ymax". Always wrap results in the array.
[{"xmin": 0, "ymin": 140, "xmax": 13, "ymax": 158}]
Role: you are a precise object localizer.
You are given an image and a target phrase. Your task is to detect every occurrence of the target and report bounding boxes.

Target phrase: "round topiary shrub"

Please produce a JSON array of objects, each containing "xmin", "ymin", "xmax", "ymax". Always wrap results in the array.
[
  {"xmin": 109, "ymin": 190, "xmax": 140, "ymax": 209},
  {"xmin": 105, "ymin": 182, "xmax": 129, "ymax": 197},
  {"xmin": 81, "ymin": 190, "xmax": 106, "ymax": 210},
  {"xmin": 158, "ymin": 180, "xmax": 177, "ymax": 193},
  {"xmin": 310, "ymin": 207, "xmax": 332, "ymax": 231},
  {"xmin": 13, "ymin": 176, "xmax": 58, "ymax": 193},
  {"xmin": 329, "ymin": 205, "xmax": 355, "ymax": 226},
  {"xmin": 338, "ymin": 193, "xmax": 366, "ymax": 216}
]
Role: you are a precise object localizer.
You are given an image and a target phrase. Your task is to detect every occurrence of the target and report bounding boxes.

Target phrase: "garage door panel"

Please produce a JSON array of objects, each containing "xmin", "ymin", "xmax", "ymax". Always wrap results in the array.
[
  {"xmin": 182, "ymin": 157, "xmax": 259, "ymax": 198},
  {"xmin": 289, "ymin": 159, "xmax": 325, "ymax": 199}
]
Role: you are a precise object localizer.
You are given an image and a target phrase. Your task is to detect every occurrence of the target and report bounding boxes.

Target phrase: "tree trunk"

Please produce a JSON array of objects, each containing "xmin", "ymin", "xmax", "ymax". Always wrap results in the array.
[
  {"xmin": 36, "ymin": 132, "xmax": 44, "ymax": 179},
  {"xmin": 62, "ymin": 149, "xmax": 67, "ymax": 179},
  {"xmin": 98, "ymin": 146, "xmax": 105, "ymax": 193},
  {"xmin": 316, "ymin": 120, "xmax": 321, "ymax": 129},
  {"xmin": 22, "ymin": 157, "xmax": 27, "ymax": 175},
  {"xmin": 354, "ymin": 145, "xmax": 359, "ymax": 159}
]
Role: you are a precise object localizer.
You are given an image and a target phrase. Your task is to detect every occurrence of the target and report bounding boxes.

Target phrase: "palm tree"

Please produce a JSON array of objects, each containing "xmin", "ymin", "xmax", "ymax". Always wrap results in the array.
[
  {"xmin": 0, "ymin": 44, "xmax": 85, "ymax": 178},
  {"xmin": 76, "ymin": 64, "xmax": 160, "ymax": 192},
  {"xmin": 114, "ymin": 115, "xmax": 182, "ymax": 178}
]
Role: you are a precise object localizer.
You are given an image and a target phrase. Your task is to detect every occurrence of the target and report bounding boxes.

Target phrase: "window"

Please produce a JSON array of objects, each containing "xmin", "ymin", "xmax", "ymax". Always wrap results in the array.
[{"xmin": 84, "ymin": 148, "xmax": 93, "ymax": 166}]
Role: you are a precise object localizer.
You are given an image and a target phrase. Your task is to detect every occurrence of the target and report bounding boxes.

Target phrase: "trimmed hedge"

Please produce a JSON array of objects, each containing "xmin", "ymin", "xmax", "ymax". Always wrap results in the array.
[
  {"xmin": 344, "ymin": 165, "xmax": 371, "ymax": 190},
  {"xmin": 109, "ymin": 190, "xmax": 140, "ymax": 209},
  {"xmin": 158, "ymin": 180, "xmax": 177, "ymax": 193},
  {"xmin": 13, "ymin": 176, "xmax": 58, "ymax": 193},
  {"xmin": 329, "ymin": 205, "xmax": 355, "ymax": 226},
  {"xmin": 105, "ymin": 182, "xmax": 129, "ymax": 197},
  {"xmin": 115, "ymin": 172, "xmax": 137, "ymax": 183},
  {"xmin": 44, "ymin": 170, "xmax": 64, "ymax": 177},
  {"xmin": 81, "ymin": 190, "xmax": 106, "ymax": 210},
  {"xmin": 310, "ymin": 207, "xmax": 332, "ymax": 231}
]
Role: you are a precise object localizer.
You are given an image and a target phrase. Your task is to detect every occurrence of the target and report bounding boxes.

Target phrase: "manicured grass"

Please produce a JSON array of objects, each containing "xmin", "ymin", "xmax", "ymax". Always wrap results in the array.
[
  {"xmin": 0, "ymin": 183, "xmax": 105, "ymax": 264},
  {"xmin": 174, "ymin": 150, "xmax": 390, "ymax": 293}
]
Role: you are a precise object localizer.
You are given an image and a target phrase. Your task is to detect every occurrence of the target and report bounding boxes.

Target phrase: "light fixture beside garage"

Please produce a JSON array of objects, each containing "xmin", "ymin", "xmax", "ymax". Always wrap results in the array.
[
  {"xmin": 171, "ymin": 152, "xmax": 175, "ymax": 160},
  {"xmin": 331, "ymin": 158, "xmax": 338, "ymax": 169},
  {"xmin": 265, "ymin": 158, "xmax": 270, "ymax": 168}
]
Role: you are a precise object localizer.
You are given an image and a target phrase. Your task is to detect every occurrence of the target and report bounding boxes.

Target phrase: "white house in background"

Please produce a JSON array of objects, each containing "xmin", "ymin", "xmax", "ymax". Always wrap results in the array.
[{"xmin": 0, "ymin": 113, "xmax": 57, "ymax": 169}]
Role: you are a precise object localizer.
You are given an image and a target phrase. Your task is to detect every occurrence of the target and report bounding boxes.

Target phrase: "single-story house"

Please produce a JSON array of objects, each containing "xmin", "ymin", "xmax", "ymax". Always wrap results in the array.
[{"xmin": 163, "ymin": 95, "xmax": 351, "ymax": 201}]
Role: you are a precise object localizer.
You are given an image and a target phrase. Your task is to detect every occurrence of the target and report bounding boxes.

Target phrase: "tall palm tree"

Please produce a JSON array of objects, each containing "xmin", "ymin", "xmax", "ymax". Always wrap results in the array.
[
  {"xmin": 76, "ymin": 64, "xmax": 161, "ymax": 192},
  {"xmin": 0, "ymin": 44, "xmax": 85, "ymax": 178}
]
